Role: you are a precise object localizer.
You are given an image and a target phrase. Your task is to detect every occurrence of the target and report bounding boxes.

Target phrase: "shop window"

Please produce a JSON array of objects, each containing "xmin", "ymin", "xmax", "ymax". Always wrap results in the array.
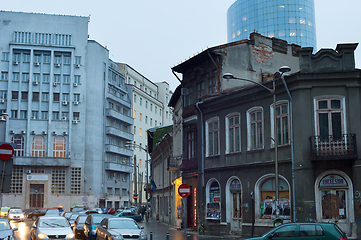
[{"xmin": 206, "ymin": 180, "xmax": 221, "ymax": 220}]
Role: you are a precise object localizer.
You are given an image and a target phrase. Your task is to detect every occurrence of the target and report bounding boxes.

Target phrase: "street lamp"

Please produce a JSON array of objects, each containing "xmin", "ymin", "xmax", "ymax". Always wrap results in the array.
[{"xmin": 223, "ymin": 66, "xmax": 291, "ymax": 217}]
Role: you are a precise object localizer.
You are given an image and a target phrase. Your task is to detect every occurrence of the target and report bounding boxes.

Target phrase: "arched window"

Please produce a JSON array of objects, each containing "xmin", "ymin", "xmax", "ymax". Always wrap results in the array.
[
  {"xmin": 206, "ymin": 179, "xmax": 221, "ymax": 220},
  {"xmin": 11, "ymin": 134, "xmax": 24, "ymax": 156},
  {"xmin": 53, "ymin": 136, "xmax": 66, "ymax": 157},
  {"xmin": 32, "ymin": 136, "xmax": 45, "ymax": 157}
]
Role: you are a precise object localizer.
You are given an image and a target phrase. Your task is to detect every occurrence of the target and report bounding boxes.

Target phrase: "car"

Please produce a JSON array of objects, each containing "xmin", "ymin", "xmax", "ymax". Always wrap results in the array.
[
  {"xmin": 62, "ymin": 211, "xmax": 73, "ymax": 221},
  {"xmin": 72, "ymin": 213, "xmax": 87, "ymax": 239},
  {"xmin": 7, "ymin": 208, "xmax": 25, "ymax": 222},
  {"xmin": 30, "ymin": 216, "xmax": 75, "ymax": 240},
  {"xmin": 44, "ymin": 208, "xmax": 60, "ymax": 216},
  {"xmin": 27, "ymin": 208, "xmax": 59, "ymax": 220},
  {"xmin": 107, "ymin": 208, "xmax": 116, "ymax": 215},
  {"xmin": 96, "ymin": 217, "xmax": 147, "ymax": 240},
  {"xmin": 244, "ymin": 222, "xmax": 347, "ymax": 240},
  {"xmin": 71, "ymin": 206, "xmax": 86, "ymax": 212},
  {"xmin": 113, "ymin": 209, "xmax": 142, "ymax": 222},
  {"xmin": 0, "ymin": 207, "xmax": 10, "ymax": 217},
  {"xmin": 68, "ymin": 212, "xmax": 80, "ymax": 226},
  {"xmin": 100, "ymin": 207, "xmax": 107, "ymax": 214},
  {"xmin": 0, "ymin": 218, "xmax": 17, "ymax": 240},
  {"xmin": 83, "ymin": 214, "xmax": 108, "ymax": 240}
]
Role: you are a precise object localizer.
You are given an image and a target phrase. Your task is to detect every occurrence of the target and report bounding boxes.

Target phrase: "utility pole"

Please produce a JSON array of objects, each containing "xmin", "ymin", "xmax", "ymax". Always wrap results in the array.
[{"xmin": 134, "ymin": 154, "xmax": 137, "ymax": 206}]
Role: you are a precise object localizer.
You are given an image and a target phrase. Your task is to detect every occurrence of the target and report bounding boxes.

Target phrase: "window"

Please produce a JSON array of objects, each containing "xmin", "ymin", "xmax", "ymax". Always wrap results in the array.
[
  {"xmin": 63, "ymin": 56, "xmax": 71, "ymax": 65},
  {"xmin": 196, "ymin": 81, "xmax": 205, "ymax": 99},
  {"xmin": 75, "ymin": 56, "xmax": 81, "ymax": 65},
  {"xmin": 155, "ymin": 120, "xmax": 157, "ymax": 126},
  {"xmin": 207, "ymin": 118, "xmax": 219, "ymax": 156},
  {"xmin": 11, "ymin": 134, "xmax": 24, "ymax": 157},
  {"xmin": 271, "ymin": 102, "xmax": 289, "ymax": 146},
  {"xmin": 13, "ymin": 72, "xmax": 20, "ymax": 81},
  {"xmin": 12, "ymin": 91, "xmax": 18, "ymax": 100},
  {"xmin": 2, "ymin": 52, "xmax": 9, "ymax": 61},
  {"xmin": 133, "ymin": 110, "xmax": 136, "ymax": 118},
  {"xmin": 23, "ymin": 53, "xmax": 30, "ymax": 63},
  {"xmin": 62, "ymin": 112, "xmax": 68, "ymax": 119},
  {"xmin": 31, "ymin": 111, "xmax": 38, "ymax": 119},
  {"xmin": 10, "ymin": 166, "xmax": 23, "ymax": 194},
  {"xmin": 51, "ymin": 168, "xmax": 66, "ymax": 194},
  {"xmin": 42, "ymin": 92, "xmax": 49, "ymax": 102},
  {"xmin": 74, "ymin": 93, "xmax": 80, "ymax": 102},
  {"xmin": 145, "ymin": 116, "xmax": 148, "ymax": 124},
  {"xmin": 71, "ymin": 167, "xmax": 81, "ymax": 194},
  {"xmin": 227, "ymin": 114, "xmax": 241, "ymax": 153},
  {"xmin": 53, "ymin": 93, "xmax": 60, "ymax": 102},
  {"xmin": 1, "ymin": 72, "xmax": 8, "ymax": 80},
  {"xmin": 186, "ymin": 131, "xmax": 195, "ymax": 158},
  {"xmin": 52, "ymin": 111, "xmax": 59, "ymax": 120},
  {"xmin": 139, "ymin": 128, "xmax": 142, "ymax": 136},
  {"xmin": 22, "ymin": 73, "xmax": 29, "ymax": 82},
  {"xmin": 139, "ymin": 113, "xmax": 142, "ymax": 121},
  {"xmin": 32, "ymin": 92, "xmax": 39, "ymax": 101},
  {"xmin": 145, "ymin": 101, "xmax": 148, "ymax": 109},
  {"xmin": 13, "ymin": 54, "xmax": 20, "ymax": 62},
  {"xmin": 316, "ymin": 98, "xmax": 343, "ymax": 141},
  {"xmin": 208, "ymin": 77, "xmax": 216, "ymax": 94},
  {"xmin": 43, "ymin": 55, "xmax": 51, "ymax": 64},
  {"xmin": 160, "ymin": 109, "xmax": 162, "ymax": 117},
  {"xmin": 134, "ymin": 94, "xmax": 136, "ymax": 103},
  {"xmin": 74, "ymin": 75, "xmax": 80, "ymax": 84},
  {"xmin": 272, "ymin": 225, "xmax": 296, "ymax": 238},
  {"xmin": 53, "ymin": 136, "xmax": 66, "ymax": 157},
  {"xmin": 247, "ymin": 108, "xmax": 263, "ymax": 150},
  {"xmin": 33, "ymin": 73, "xmax": 40, "ymax": 83},
  {"xmin": 73, "ymin": 112, "xmax": 80, "ymax": 121},
  {"xmin": 54, "ymin": 74, "xmax": 60, "ymax": 83},
  {"xmin": 206, "ymin": 181, "xmax": 221, "ymax": 219},
  {"xmin": 21, "ymin": 91, "xmax": 28, "ymax": 100},
  {"xmin": 11, "ymin": 110, "xmax": 17, "ymax": 118},
  {"xmin": 63, "ymin": 75, "xmax": 70, "ymax": 84},
  {"xmin": 299, "ymin": 224, "xmax": 324, "ymax": 237},
  {"xmin": 150, "ymin": 103, "xmax": 153, "ymax": 111},
  {"xmin": 63, "ymin": 93, "xmax": 69, "ymax": 102},
  {"xmin": 150, "ymin": 118, "xmax": 153, "ymax": 126},
  {"xmin": 54, "ymin": 55, "xmax": 61, "ymax": 65},
  {"xmin": 20, "ymin": 110, "xmax": 27, "ymax": 119},
  {"xmin": 155, "ymin": 106, "xmax": 157, "ymax": 114},
  {"xmin": 32, "ymin": 136, "xmax": 45, "ymax": 157},
  {"xmin": 140, "ymin": 97, "xmax": 142, "ymax": 106},
  {"xmin": 34, "ymin": 54, "xmax": 41, "ymax": 63},
  {"xmin": 43, "ymin": 74, "xmax": 49, "ymax": 83},
  {"xmin": 0, "ymin": 90, "xmax": 7, "ymax": 99},
  {"xmin": 41, "ymin": 111, "xmax": 48, "ymax": 120}
]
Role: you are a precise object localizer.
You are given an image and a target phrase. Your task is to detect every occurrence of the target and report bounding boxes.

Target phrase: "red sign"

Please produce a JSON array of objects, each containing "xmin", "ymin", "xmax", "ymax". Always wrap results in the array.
[
  {"xmin": 178, "ymin": 183, "xmax": 191, "ymax": 198},
  {"xmin": 133, "ymin": 194, "xmax": 138, "ymax": 200},
  {"xmin": 0, "ymin": 144, "xmax": 14, "ymax": 161}
]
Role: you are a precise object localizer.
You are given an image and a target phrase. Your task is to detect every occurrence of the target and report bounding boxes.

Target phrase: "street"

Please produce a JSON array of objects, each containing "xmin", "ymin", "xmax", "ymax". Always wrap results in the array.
[{"xmin": 10, "ymin": 217, "xmax": 245, "ymax": 240}]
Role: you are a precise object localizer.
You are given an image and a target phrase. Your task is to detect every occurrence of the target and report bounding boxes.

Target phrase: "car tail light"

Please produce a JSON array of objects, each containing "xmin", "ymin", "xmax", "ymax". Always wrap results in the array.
[{"xmin": 340, "ymin": 237, "xmax": 347, "ymax": 240}]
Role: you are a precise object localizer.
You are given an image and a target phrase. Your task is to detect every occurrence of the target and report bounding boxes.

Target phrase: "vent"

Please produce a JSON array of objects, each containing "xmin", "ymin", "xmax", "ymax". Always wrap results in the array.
[
  {"xmin": 42, "ymin": 131, "xmax": 47, "ymax": 135},
  {"xmin": 31, "ymin": 116, "xmax": 36, "ymax": 120},
  {"xmin": 21, "ymin": 130, "xmax": 26, "ymax": 135},
  {"xmin": 31, "ymin": 131, "xmax": 36, "ymax": 135},
  {"xmin": 33, "ymin": 81, "xmax": 38, "ymax": 85},
  {"xmin": 13, "ymin": 61, "xmax": 19, "ymax": 65},
  {"xmin": 53, "ymin": 82, "xmax": 58, "ymax": 87},
  {"xmin": 52, "ymin": 131, "xmax": 57, "ymax": 135},
  {"xmin": 9, "ymin": 130, "xmax": 14, "ymax": 134},
  {"xmin": 61, "ymin": 116, "xmax": 67, "ymax": 121},
  {"xmin": 63, "ymin": 131, "xmax": 68, "ymax": 136},
  {"xmin": 55, "ymin": 63, "xmax": 60, "ymax": 67},
  {"xmin": 75, "ymin": 64, "xmax": 80, "ymax": 68},
  {"xmin": 34, "ymin": 62, "xmax": 40, "ymax": 66},
  {"xmin": 73, "ymin": 83, "xmax": 78, "ymax": 87},
  {"xmin": 62, "ymin": 101, "xmax": 68, "ymax": 106}
]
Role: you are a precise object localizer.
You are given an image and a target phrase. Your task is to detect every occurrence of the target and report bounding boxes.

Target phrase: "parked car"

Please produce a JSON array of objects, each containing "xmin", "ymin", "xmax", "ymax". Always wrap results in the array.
[
  {"xmin": 100, "ymin": 207, "xmax": 107, "ymax": 214},
  {"xmin": 7, "ymin": 208, "xmax": 25, "ymax": 222},
  {"xmin": 72, "ymin": 214, "xmax": 87, "ymax": 239},
  {"xmin": 0, "ymin": 207, "xmax": 10, "ymax": 217},
  {"xmin": 71, "ymin": 206, "xmax": 86, "ymax": 212},
  {"xmin": 44, "ymin": 208, "xmax": 60, "ymax": 216},
  {"xmin": 107, "ymin": 208, "xmax": 116, "ymax": 215},
  {"xmin": 68, "ymin": 213, "xmax": 80, "ymax": 226},
  {"xmin": 27, "ymin": 208, "xmax": 59, "ymax": 220},
  {"xmin": 0, "ymin": 218, "xmax": 17, "ymax": 239},
  {"xmin": 30, "ymin": 216, "xmax": 75, "ymax": 240},
  {"xmin": 113, "ymin": 209, "xmax": 142, "ymax": 222},
  {"xmin": 96, "ymin": 217, "xmax": 147, "ymax": 240},
  {"xmin": 244, "ymin": 222, "xmax": 347, "ymax": 240},
  {"xmin": 83, "ymin": 214, "xmax": 108, "ymax": 240},
  {"xmin": 62, "ymin": 211, "xmax": 73, "ymax": 221}
]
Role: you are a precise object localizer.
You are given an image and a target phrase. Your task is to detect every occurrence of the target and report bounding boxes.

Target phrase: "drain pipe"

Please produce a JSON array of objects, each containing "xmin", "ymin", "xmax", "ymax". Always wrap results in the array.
[{"xmin": 195, "ymin": 101, "xmax": 204, "ymax": 231}]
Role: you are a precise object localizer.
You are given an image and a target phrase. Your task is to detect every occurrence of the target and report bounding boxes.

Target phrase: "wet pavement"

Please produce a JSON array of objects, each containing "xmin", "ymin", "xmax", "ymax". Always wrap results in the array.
[{"xmin": 141, "ymin": 218, "xmax": 245, "ymax": 240}]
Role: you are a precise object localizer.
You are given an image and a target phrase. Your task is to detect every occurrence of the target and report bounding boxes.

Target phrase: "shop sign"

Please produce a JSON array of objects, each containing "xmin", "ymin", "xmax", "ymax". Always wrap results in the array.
[
  {"xmin": 320, "ymin": 174, "xmax": 348, "ymax": 188},
  {"xmin": 27, "ymin": 175, "xmax": 48, "ymax": 181},
  {"xmin": 206, "ymin": 203, "xmax": 220, "ymax": 220}
]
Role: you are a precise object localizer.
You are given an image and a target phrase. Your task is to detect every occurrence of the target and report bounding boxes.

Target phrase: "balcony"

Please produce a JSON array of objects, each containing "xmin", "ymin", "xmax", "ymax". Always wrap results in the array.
[
  {"xmin": 105, "ymin": 144, "xmax": 133, "ymax": 157},
  {"xmin": 309, "ymin": 134, "xmax": 357, "ymax": 160},
  {"xmin": 105, "ymin": 108, "xmax": 134, "ymax": 124},
  {"xmin": 180, "ymin": 157, "xmax": 198, "ymax": 172},
  {"xmin": 167, "ymin": 157, "xmax": 178, "ymax": 171},
  {"xmin": 105, "ymin": 162, "xmax": 133, "ymax": 173},
  {"xmin": 13, "ymin": 156, "xmax": 71, "ymax": 166},
  {"xmin": 105, "ymin": 126, "xmax": 133, "ymax": 141}
]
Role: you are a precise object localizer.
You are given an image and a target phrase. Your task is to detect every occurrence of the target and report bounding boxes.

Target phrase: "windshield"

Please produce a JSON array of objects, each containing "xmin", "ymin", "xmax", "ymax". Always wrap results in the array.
[
  {"xmin": 109, "ymin": 219, "xmax": 139, "ymax": 229},
  {"xmin": 46, "ymin": 209, "xmax": 59, "ymax": 215},
  {"xmin": 1, "ymin": 207, "xmax": 10, "ymax": 212},
  {"xmin": 39, "ymin": 218, "xmax": 69, "ymax": 228},
  {"xmin": 70, "ymin": 214, "xmax": 79, "ymax": 220},
  {"xmin": 93, "ymin": 215, "xmax": 107, "ymax": 224},
  {"xmin": 9, "ymin": 209, "xmax": 22, "ymax": 214},
  {"xmin": 0, "ymin": 221, "xmax": 10, "ymax": 230},
  {"xmin": 78, "ymin": 215, "xmax": 87, "ymax": 224}
]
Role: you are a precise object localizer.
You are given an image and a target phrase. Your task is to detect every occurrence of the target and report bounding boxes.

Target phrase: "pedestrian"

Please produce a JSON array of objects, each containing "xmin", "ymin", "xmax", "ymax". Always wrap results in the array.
[{"xmin": 140, "ymin": 205, "xmax": 146, "ymax": 220}]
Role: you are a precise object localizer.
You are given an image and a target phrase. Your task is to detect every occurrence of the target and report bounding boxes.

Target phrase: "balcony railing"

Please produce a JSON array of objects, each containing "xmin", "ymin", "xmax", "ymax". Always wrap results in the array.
[
  {"xmin": 180, "ymin": 157, "xmax": 198, "ymax": 172},
  {"xmin": 309, "ymin": 134, "xmax": 357, "ymax": 160}
]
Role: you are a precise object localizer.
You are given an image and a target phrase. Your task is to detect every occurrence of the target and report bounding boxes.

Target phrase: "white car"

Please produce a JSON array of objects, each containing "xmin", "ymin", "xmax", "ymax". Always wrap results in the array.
[
  {"xmin": 96, "ymin": 217, "xmax": 147, "ymax": 240},
  {"xmin": 30, "ymin": 216, "xmax": 75, "ymax": 240},
  {"xmin": 7, "ymin": 208, "xmax": 25, "ymax": 222}
]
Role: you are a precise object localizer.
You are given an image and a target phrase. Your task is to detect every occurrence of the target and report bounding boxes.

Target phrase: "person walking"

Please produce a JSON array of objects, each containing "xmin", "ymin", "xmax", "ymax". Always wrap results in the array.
[{"xmin": 140, "ymin": 205, "xmax": 146, "ymax": 221}]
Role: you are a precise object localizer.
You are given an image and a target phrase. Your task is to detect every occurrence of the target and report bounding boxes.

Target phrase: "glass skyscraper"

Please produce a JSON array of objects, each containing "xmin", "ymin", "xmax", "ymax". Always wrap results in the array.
[{"xmin": 227, "ymin": 0, "xmax": 316, "ymax": 48}]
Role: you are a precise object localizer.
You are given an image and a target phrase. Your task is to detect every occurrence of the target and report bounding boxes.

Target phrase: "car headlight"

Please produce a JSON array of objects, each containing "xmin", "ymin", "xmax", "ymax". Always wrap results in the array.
[
  {"xmin": 91, "ymin": 229, "xmax": 96, "ymax": 234},
  {"xmin": 140, "ymin": 231, "xmax": 147, "ymax": 240},
  {"xmin": 111, "ymin": 235, "xmax": 124, "ymax": 240},
  {"xmin": 37, "ymin": 233, "xmax": 49, "ymax": 239},
  {"xmin": 66, "ymin": 233, "xmax": 75, "ymax": 239},
  {"xmin": 20, "ymin": 214, "xmax": 25, "ymax": 218},
  {"xmin": 8, "ymin": 215, "xmax": 13, "ymax": 219}
]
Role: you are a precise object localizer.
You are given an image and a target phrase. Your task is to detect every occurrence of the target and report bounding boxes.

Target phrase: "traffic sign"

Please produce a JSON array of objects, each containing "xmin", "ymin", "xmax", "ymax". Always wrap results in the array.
[
  {"xmin": 178, "ymin": 183, "xmax": 191, "ymax": 198},
  {"xmin": 133, "ymin": 194, "xmax": 138, "ymax": 200},
  {"xmin": 0, "ymin": 143, "xmax": 14, "ymax": 161}
]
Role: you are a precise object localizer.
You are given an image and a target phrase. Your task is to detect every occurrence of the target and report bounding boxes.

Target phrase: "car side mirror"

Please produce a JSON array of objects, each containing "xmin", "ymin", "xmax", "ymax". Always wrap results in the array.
[
  {"xmin": 268, "ymin": 233, "xmax": 274, "ymax": 239},
  {"xmin": 13, "ymin": 228, "xmax": 18, "ymax": 231},
  {"xmin": 32, "ymin": 224, "xmax": 37, "ymax": 228},
  {"xmin": 140, "ymin": 226, "xmax": 144, "ymax": 229},
  {"xmin": 102, "ymin": 225, "xmax": 107, "ymax": 229}
]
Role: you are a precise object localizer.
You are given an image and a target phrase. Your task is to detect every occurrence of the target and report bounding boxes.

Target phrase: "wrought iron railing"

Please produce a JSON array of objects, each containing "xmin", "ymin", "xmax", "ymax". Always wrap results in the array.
[{"xmin": 309, "ymin": 134, "xmax": 357, "ymax": 159}]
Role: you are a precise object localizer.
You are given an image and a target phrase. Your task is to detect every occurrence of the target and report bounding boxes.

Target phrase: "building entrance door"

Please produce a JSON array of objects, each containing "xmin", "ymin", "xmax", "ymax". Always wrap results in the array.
[{"xmin": 30, "ymin": 184, "xmax": 44, "ymax": 208}]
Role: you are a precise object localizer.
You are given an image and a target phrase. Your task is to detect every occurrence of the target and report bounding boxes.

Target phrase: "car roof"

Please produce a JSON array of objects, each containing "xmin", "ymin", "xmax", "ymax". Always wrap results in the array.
[{"xmin": 39, "ymin": 216, "xmax": 66, "ymax": 219}]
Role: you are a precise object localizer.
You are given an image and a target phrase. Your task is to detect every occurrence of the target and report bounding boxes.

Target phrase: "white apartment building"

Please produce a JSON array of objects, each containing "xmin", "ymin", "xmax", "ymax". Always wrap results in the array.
[
  {"xmin": 117, "ymin": 63, "xmax": 173, "ymax": 205},
  {"xmin": 0, "ymin": 11, "xmax": 133, "ymax": 210}
]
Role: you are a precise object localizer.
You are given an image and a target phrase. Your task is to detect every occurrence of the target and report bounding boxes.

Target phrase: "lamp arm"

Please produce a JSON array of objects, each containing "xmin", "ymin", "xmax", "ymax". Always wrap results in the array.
[{"xmin": 233, "ymin": 77, "xmax": 274, "ymax": 93}]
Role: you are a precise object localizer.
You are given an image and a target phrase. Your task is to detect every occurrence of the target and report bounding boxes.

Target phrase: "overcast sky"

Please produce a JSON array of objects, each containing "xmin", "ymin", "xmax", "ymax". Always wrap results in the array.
[{"xmin": 2, "ymin": 0, "xmax": 361, "ymax": 92}]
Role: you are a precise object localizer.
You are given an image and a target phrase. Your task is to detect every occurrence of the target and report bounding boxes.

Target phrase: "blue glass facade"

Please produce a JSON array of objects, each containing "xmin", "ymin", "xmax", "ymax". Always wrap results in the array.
[{"xmin": 227, "ymin": 0, "xmax": 316, "ymax": 48}]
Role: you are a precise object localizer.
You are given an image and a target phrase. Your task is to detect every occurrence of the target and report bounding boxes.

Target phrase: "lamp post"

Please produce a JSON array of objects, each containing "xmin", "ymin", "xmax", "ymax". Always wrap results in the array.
[{"xmin": 223, "ymin": 66, "xmax": 291, "ymax": 218}]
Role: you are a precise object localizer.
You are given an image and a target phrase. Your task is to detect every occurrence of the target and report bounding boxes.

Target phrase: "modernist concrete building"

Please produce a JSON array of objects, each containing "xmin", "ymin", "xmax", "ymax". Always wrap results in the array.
[
  {"xmin": 0, "ymin": 11, "xmax": 134, "ymax": 210},
  {"xmin": 227, "ymin": 0, "xmax": 316, "ymax": 48},
  {"xmin": 117, "ymin": 63, "xmax": 173, "ymax": 205}
]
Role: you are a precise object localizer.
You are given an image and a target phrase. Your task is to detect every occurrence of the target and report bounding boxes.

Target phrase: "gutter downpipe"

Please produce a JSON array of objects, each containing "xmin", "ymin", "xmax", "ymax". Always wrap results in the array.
[
  {"xmin": 280, "ymin": 75, "xmax": 296, "ymax": 222},
  {"xmin": 195, "ymin": 101, "xmax": 204, "ymax": 232}
]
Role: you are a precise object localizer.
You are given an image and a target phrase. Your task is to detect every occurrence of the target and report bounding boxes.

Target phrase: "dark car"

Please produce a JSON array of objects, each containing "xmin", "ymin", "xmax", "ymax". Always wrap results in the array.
[
  {"xmin": 27, "ymin": 208, "xmax": 59, "ymax": 221},
  {"xmin": 245, "ymin": 222, "xmax": 347, "ymax": 240},
  {"xmin": 113, "ymin": 209, "xmax": 142, "ymax": 222},
  {"xmin": 68, "ymin": 212, "xmax": 80, "ymax": 226},
  {"xmin": 72, "ymin": 213, "xmax": 87, "ymax": 239},
  {"xmin": 0, "ymin": 218, "xmax": 17, "ymax": 240},
  {"xmin": 83, "ymin": 214, "xmax": 108, "ymax": 240}
]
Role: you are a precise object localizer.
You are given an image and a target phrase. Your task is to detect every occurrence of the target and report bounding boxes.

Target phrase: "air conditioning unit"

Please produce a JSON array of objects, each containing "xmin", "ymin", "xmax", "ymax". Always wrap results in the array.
[
  {"xmin": 73, "ymin": 101, "xmax": 79, "ymax": 105},
  {"xmin": 26, "ymin": 170, "xmax": 31, "ymax": 174},
  {"xmin": 52, "ymin": 131, "xmax": 57, "ymax": 135},
  {"xmin": 62, "ymin": 101, "xmax": 68, "ymax": 106},
  {"xmin": 13, "ymin": 61, "xmax": 19, "ymax": 65},
  {"xmin": 0, "ymin": 99, "xmax": 5, "ymax": 103},
  {"xmin": 21, "ymin": 130, "xmax": 26, "ymax": 135},
  {"xmin": 33, "ymin": 81, "xmax": 38, "ymax": 85},
  {"xmin": 0, "ymin": 116, "xmax": 5, "ymax": 122},
  {"xmin": 31, "ymin": 116, "xmax": 36, "ymax": 120},
  {"xmin": 63, "ymin": 131, "xmax": 68, "ymax": 136},
  {"xmin": 34, "ymin": 62, "xmax": 40, "ymax": 66},
  {"xmin": 73, "ymin": 83, "xmax": 78, "ymax": 87},
  {"xmin": 42, "ymin": 131, "xmax": 47, "ymax": 135},
  {"xmin": 53, "ymin": 82, "xmax": 58, "ymax": 87},
  {"xmin": 55, "ymin": 63, "xmax": 60, "ymax": 67},
  {"xmin": 72, "ymin": 120, "xmax": 78, "ymax": 124},
  {"xmin": 75, "ymin": 64, "xmax": 80, "ymax": 68},
  {"xmin": 9, "ymin": 130, "xmax": 14, "ymax": 134},
  {"xmin": 31, "ymin": 130, "xmax": 36, "ymax": 135},
  {"xmin": 61, "ymin": 116, "xmax": 67, "ymax": 121}
]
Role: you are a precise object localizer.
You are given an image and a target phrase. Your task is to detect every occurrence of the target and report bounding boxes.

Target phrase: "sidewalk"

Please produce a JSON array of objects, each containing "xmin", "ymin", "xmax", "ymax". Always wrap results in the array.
[{"xmin": 141, "ymin": 218, "xmax": 245, "ymax": 240}]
